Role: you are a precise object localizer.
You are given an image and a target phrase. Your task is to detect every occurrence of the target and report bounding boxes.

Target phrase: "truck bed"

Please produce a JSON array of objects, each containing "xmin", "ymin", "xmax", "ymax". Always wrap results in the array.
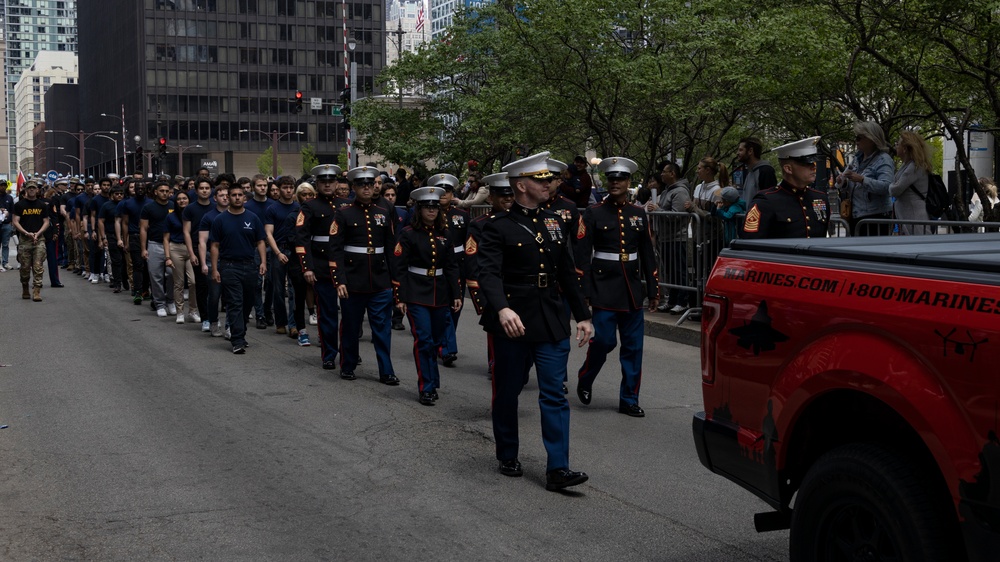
[{"xmin": 725, "ymin": 233, "xmax": 1000, "ymax": 279}]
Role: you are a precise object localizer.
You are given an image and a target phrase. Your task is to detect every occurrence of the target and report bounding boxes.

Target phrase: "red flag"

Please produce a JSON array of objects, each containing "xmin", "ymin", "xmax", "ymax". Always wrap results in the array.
[{"xmin": 16, "ymin": 170, "xmax": 25, "ymax": 194}]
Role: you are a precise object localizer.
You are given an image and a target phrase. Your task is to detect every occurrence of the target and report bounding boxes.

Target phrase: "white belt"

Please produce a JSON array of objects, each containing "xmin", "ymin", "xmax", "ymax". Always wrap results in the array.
[
  {"xmin": 408, "ymin": 266, "xmax": 443, "ymax": 277},
  {"xmin": 345, "ymin": 245, "xmax": 384, "ymax": 254},
  {"xmin": 594, "ymin": 251, "xmax": 638, "ymax": 262},
  {"xmin": 311, "ymin": 236, "xmax": 330, "ymax": 242},
  {"xmin": 454, "ymin": 245, "xmax": 464, "ymax": 253}
]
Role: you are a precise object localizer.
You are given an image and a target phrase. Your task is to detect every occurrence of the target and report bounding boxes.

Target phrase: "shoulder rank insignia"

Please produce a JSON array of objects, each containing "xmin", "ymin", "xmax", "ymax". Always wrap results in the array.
[
  {"xmin": 330, "ymin": 220, "xmax": 339, "ymax": 236},
  {"xmin": 295, "ymin": 211, "xmax": 305, "ymax": 227},
  {"xmin": 744, "ymin": 204, "xmax": 761, "ymax": 233}
]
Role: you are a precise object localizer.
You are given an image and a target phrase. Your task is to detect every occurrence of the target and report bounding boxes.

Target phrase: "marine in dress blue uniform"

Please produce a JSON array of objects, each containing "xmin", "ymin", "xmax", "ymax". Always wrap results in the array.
[
  {"xmin": 294, "ymin": 164, "xmax": 343, "ymax": 370},
  {"xmin": 477, "ymin": 151, "xmax": 594, "ymax": 491},
  {"xmin": 392, "ymin": 187, "xmax": 462, "ymax": 405},
  {"xmin": 574, "ymin": 157, "xmax": 660, "ymax": 417},
  {"xmin": 329, "ymin": 166, "xmax": 399, "ymax": 384},
  {"xmin": 741, "ymin": 136, "xmax": 830, "ymax": 240},
  {"xmin": 464, "ymin": 172, "xmax": 514, "ymax": 378},
  {"xmin": 428, "ymin": 173, "xmax": 468, "ymax": 368}
]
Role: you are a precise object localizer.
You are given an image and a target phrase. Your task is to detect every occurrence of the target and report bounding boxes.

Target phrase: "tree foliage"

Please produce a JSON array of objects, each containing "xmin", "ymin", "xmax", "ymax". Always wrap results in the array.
[
  {"xmin": 256, "ymin": 146, "xmax": 282, "ymax": 177},
  {"xmin": 300, "ymin": 143, "xmax": 319, "ymax": 177},
  {"xmin": 357, "ymin": 0, "xmax": 997, "ymax": 191}
]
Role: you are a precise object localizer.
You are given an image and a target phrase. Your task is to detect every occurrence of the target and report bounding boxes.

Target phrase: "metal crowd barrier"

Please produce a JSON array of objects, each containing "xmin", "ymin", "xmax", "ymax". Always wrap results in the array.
[{"xmin": 853, "ymin": 218, "xmax": 1000, "ymax": 237}]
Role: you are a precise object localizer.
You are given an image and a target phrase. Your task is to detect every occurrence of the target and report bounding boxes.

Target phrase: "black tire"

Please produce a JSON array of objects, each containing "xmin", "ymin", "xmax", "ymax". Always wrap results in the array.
[{"xmin": 789, "ymin": 443, "xmax": 957, "ymax": 562}]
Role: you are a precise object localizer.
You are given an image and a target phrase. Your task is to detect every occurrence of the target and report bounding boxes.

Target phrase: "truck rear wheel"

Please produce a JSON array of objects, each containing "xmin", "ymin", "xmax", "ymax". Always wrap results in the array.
[{"xmin": 789, "ymin": 443, "xmax": 954, "ymax": 562}]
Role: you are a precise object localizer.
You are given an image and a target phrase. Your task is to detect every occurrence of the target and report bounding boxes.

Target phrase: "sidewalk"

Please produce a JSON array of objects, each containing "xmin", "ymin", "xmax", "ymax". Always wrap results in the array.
[{"xmin": 644, "ymin": 308, "xmax": 700, "ymax": 347}]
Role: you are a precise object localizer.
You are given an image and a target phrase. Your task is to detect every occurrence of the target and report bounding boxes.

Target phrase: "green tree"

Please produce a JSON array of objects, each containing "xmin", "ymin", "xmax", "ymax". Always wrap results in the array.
[
  {"xmin": 301, "ymin": 143, "xmax": 319, "ymax": 176},
  {"xmin": 256, "ymin": 146, "xmax": 282, "ymax": 177}
]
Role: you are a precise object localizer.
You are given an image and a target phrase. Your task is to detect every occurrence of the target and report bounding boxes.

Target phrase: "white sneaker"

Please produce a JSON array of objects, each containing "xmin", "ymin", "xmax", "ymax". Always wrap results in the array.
[
  {"xmin": 167, "ymin": 303, "xmax": 177, "ymax": 315},
  {"xmin": 0, "ymin": 265, "xmax": 6, "ymax": 272},
  {"xmin": 90, "ymin": 273, "xmax": 98, "ymax": 284},
  {"xmin": 669, "ymin": 304, "xmax": 688, "ymax": 314},
  {"xmin": 202, "ymin": 320, "xmax": 211, "ymax": 332},
  {"xmin": 211, "ymin": 323, "xmax": 224, "ymax": 337},
  {"xmin": 224, "ymin": 326, "xmax": 231, "ymax": 340},
  {"xmin": 103, "ymin": 273, "xmax": 111, "ymax": 282},
  {"xmin": 191, "ymin": 311, "xmax": 202, "ymax": 323},
  {"xmin": 309, "ymin": 313, "xmax": 317, "ymax": 325},
  {"xmin": 156, "ymin": 307, "xmax": 168, "ymax": 318},
  {"xmin": 176, "ymin": 313, "xmax": 185, "ymax": 324}
]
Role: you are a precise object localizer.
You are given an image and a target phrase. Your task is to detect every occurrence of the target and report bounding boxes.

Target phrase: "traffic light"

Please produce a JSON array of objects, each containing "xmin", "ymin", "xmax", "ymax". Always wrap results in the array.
[
  {"xmin": 295, "ymin": 90, "xmax": 304, "ymax": 113},
  {"xmin": 158, "ymin": 137, "xmax": 168, "ymax": 156},
  {"xmin": 339, "ymin": 88, "xmax": 351, "ymax": 130},
  {"xmin": 135, "ymin": 146, "xmax": 144, "ymax": 172}
]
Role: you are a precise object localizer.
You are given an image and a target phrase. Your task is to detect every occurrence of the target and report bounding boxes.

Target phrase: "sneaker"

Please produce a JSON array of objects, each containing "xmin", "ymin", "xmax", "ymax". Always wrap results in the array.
[
  {"xmin": 0, "ymin": 265, "xmax": 5, "ymax": 272},
  {"xmin": 211, "ymin": 323, "xmax": 224, "ymax": 337},
  {"xmin": 191, "ymin": 311, "xmax": 201, "ymax": 323},
  {"xmin": 201, "ymin": 320, "xmax": 211, "ymax": 332},
  {"xmin": 309, "ymin": 313, "xmax": 317, "ymax": 326},
  {"xmin": 133, "ymin": 295, "xmax": 143, "ymax": 306},
  {"xmin": 90, "ymin": 273, "xmax": 99, "ymax": 284},
  {"xmin": 276, "ymin": 326, "xmax": 287, "ymax": 335},
  {"xmin": 185, "ymin": 313, "xmax": 197, "ymax": 323},
  {"xmin": 156, "ymin": 307, "xmax": 168, "ymax": 318},
  {"xmin": 167, "ymin": 303, "xmax": 177, "ymax": 315},
  {"xmin": 232, "ymin": 345, "xmax": 246, "ymax": 354},
  {"xmin": 669, "ymin": 304, "xmax": 689, "ymax": 315},
  {"xmin": 297, "ymin": 332, "xmax": 311, "ymax": 346},
  {"xmin": 176, "ymin": 313, "xmax": 185, "ymax": 324},
  {"xmin": 224, "ymin": 327, "xmax": 231, "ymax": 340}
]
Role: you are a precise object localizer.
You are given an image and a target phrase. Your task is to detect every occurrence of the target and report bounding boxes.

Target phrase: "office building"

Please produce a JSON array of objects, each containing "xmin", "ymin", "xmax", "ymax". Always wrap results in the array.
[
  {"xmin": 78, "ymin": 0, "xmax": 385, "ymax": 178},
  {"xmin": 386, "ymin": 0, "xmax": 428, "ymax": 66},
  {"xmin": 3, "ymin": 0, "xmax": 77, "ymax": 176},
  {"xmin": 14, "ymin": 50, "xmax": 77, "ymax": 173}
]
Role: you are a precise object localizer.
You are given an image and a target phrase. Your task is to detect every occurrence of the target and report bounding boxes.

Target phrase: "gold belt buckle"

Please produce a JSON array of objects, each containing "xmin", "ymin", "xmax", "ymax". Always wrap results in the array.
[
  {"xmin": 620, "ymin": 252, "xmax": 630, "ymax": 262},
  {"xmin": 426, "ymin": 267, "xmax": 436, "ymax": 277},
  {"xmin": 366, "ymin": 246, "xmax": 375, "ymax": 254},
  {"xmin": 537, "ymin": 273, "xmax": 549, "ymax": 288}
]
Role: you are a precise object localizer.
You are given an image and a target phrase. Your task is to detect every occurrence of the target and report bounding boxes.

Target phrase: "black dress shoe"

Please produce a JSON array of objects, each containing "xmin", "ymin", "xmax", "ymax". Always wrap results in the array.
[
  {"xmin": 498, "ymin": 459, "xmax": 523, "ymax": 477},
  {"xmin": 391, "ymin": 322, "xmax": 405, "ymax": 331},
  {"xmin": 255, "ymin": 318, "xmax": 267, "ymax": 329},
  {"xmin": 265, "ymin": 314, "xmax": 275, "ymax": 326},
  {"xmin": 430, "ymin": 391, "xmax": 439, "ymax": 401},
  {"xmin": 380, "ymin": 374, "xmax": 400, "ymax": 386},
  {"xmin": 577, "ymin": 384, "xmax": 592, "ymax": 405},
  {"xmin": 618, "ymin": 401, "xmax": 645, "ymax": 417},
  {"xmin": 51, "ymin": 283, "xmax": 65, "ymax": 288},
  {"xmin": 442, "ymin": 353, "xmax": 457, "ymax": 367},
  {"xmin": 418, "ymin": 392, "xmax": 435, "ymax": 405},
  {"xmin": 545, "ymin": 468, "xmax": 588, "ymax": 491},
  {"xmin": 322, "ymin": 361, "xmax": 337, "ymax": 370},
  {"xmin": 341, "ymin": 370, "xmax": 357, "ymax": 380}
]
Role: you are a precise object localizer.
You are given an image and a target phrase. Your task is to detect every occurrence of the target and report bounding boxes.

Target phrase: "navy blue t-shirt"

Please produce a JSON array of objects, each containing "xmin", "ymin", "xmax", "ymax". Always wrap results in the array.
[
  {"xmin": 89, "ymin": 194, "xmax": 108, "ymax": 219},
  {"xmin": 166, "ymin": 211, "xmax": 186, "ymax": 244},
  {"xmin": 99, "ymin": 201, "xmax": 119, "ymax": 238},
  {"xmin": 118, "ymin": 197, "xmax": 150, "ymax": 234},
  {"xmin": 73, "ymin": 193, "xmax": 91, "ymax": 222},
  {"xmin": 199, "ymin": 207, "xmax": 224, "ymax": 243},
  {"xmin": 210, "ymin": 210, "xmax": 265, "ymax": 261},
  {"xmin": 264, "ymin": 200, "xmax": 300, "ymax": 246},
  {"xmin": 140, "ymin": 200, "xmax": 174, "ymax": 243},
  {"xmin": 182, "ymin": 201, "xmax": 213, "ymax": 248},
  {"xmin": 243, "ymin": 197, "xmax": 275, "ymax": 222}
]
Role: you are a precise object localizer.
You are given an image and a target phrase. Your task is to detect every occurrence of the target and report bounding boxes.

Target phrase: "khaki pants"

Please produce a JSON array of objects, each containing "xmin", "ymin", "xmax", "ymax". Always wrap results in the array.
[
  {"xmin": 169, "ymin": 242, "xmax": 196, "ymax": 315},
  {"xmin": 18, "ymin": 237, "xmax": 46, "ymax": 288},
  {"xmin": 66, "ymin": 231, "xmax": 78, "ymax": 268}
]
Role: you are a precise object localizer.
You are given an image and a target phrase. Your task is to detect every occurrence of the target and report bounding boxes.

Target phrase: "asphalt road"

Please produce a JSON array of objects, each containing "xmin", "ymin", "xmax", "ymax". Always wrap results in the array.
[{"xmin": 0, "ymin": 266, "xmax": 788, "ymax": 561}]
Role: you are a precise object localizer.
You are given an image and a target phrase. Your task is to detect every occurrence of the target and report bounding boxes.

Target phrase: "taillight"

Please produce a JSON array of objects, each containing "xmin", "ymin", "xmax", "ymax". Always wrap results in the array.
[{"xmin": 701, "ymin": 294, "xmax": 728, "ymax": 384}]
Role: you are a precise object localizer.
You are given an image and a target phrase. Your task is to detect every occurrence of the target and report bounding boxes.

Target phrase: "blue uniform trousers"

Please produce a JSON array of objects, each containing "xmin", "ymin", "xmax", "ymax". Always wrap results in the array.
[
  {"xmin": 406, "ymin": 304, "xmax": 448, "ymax": 393},
  {"xmin": 440, "ymin": 305, "xmax": 461, "ymax": 357},
  {"xmin": 45, "ymin": 238, "xmax": 61, "ymax": 284},
  {"xmin": 577, "ymin": 307, "xmax": 645, "ymax": 405},
  {"xmin": 492, "ymin": 336, "xmax": 572, "ymax": 472},
  {"xmin": 340, "ymin": 288, "xmax": 393, "ymax": 375},
  {"xmin": 313, "ymin": 279, "xmax": 340, "ymax": 364},
  {"xmin": 252, "ymin": 252, "xmax": 265, "ymax": 321},
  {"xmin": 220, "ymin": 260, "xmax": 257, "ymax": 348}
]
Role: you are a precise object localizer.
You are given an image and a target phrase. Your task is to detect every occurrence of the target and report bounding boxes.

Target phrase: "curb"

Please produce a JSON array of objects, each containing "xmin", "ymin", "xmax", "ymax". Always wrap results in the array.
[{"xmin": 645, "ymin": 318, "xmax": 700, "ymax": 347}]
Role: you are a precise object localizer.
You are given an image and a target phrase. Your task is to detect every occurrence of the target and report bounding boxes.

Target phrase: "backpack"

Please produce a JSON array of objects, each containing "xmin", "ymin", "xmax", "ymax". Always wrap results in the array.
[{"xmin": 910, "ymin": 173, "xmax": 950, "ymax": 219}]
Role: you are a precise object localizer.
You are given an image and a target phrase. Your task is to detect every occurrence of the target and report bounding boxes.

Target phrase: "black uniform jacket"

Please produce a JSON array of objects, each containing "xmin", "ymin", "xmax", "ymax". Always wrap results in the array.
[
  {"xmin": 328, "ymin": 200, "xmax": 396, "ymax": 292},
  {"xmin": 391, "ymin": 223, "xmax": 460, "ymax": 307},
  {"xmin": 741, "ymin": 181, "xmax": 830, "ymax": 239},
  {"xmin": 477, "ymin": 202, "xmax": 591, "ymax": 342},
  {"xmin": 575, "ymin": 199, "xmax": 659, "ymax": 311},
  {"xmin": 443, "ymin": 205, "xmax": 469, "ymax": 280},
  {"xmin": 464, "ymin": 212, "xmax": 492, "ymax": 315},
  {"xmin": 293, "ymin": 194, "xmax": 338, "ymax": 281}
]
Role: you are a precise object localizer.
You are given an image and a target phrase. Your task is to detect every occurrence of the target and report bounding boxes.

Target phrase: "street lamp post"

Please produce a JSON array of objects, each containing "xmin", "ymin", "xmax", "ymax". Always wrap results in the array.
[
  {"xmin": 167, "ymin": 143, "xmax": 204, "ymax": 177},
  {"xmin": 64, "ymin": 154, "xmax": 81, "ymax": 175},
  {"xmin": 56, "ymin": 161, "xmax": 73, "ymax": 174},
  {"xmin": 239, "ymin": 129, "xmax": 303, "ymax": 177},
  {"xmin": 101, "ymin": 106, "xmax": 128, "ymax": 176},
  {"xmin": 345, "ymin": 33, "xmax": 357, "ymax": 168},
  {"xmin": 391, "ymin": 20, "xmax": 405, "ymax": 110},
  {"xmin": 47, "ymin": 129, "xmax": 118, "ymax": 177},
  {"xmin": 93, "ymin": 134, "xmax": 120, "ymax": 176}
]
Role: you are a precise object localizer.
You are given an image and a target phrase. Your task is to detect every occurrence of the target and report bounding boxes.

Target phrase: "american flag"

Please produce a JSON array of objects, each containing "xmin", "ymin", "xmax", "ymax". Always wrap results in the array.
[{"xmin": 414, "ymin": 1, "xmax": 425, "ymax": 32}]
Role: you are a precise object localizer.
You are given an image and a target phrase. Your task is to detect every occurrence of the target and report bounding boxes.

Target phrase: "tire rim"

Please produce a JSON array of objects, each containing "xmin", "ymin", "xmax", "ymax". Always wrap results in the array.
[{"xmin": 818, "ymin": 499, "xmax": 900, "ymax": 562}]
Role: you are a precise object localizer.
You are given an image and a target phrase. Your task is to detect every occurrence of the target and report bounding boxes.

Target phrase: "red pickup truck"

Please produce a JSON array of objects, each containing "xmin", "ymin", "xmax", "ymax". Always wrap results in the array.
[{"xmin": 693, "ymin": 233, "xmax": 1000, "ymax": 562}]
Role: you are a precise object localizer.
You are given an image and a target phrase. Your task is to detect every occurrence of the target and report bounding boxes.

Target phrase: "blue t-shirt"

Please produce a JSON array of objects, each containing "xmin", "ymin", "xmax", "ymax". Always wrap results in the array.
[
  {"xmin": 166, "ymin": 211, "xmax": 186, "ymax": 245},
  {"xmin": 117, "ymin": 197, "xmax": 150, "ymax": 234},
  {"xmin": 243, "ymin": 197, "xmax": 275, "ymax": 222},
  {"xmin": 140, "ymin": 200, "xmax": 174, "ymax": 243},
  {"xmin": 182, "ymin": 201, "xmax": 213, "ymax": 248},
  {"xmin": 73, "ymin": 193, "xmax": 91, "ymax": 222},
  {"xmin": 210, "ymin": 210, "xmax": 265, "ymax": 261},
  {"xmin": 199, "ymin": 207, "xmax": 224, "ymax": 243},
  {"xmin": 89, "ymin": 194, "xmax": 108, "ymax": 218},
  {"xmin": 264, "ymin": 200, "xmax": 300, "ymax": 246}
]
